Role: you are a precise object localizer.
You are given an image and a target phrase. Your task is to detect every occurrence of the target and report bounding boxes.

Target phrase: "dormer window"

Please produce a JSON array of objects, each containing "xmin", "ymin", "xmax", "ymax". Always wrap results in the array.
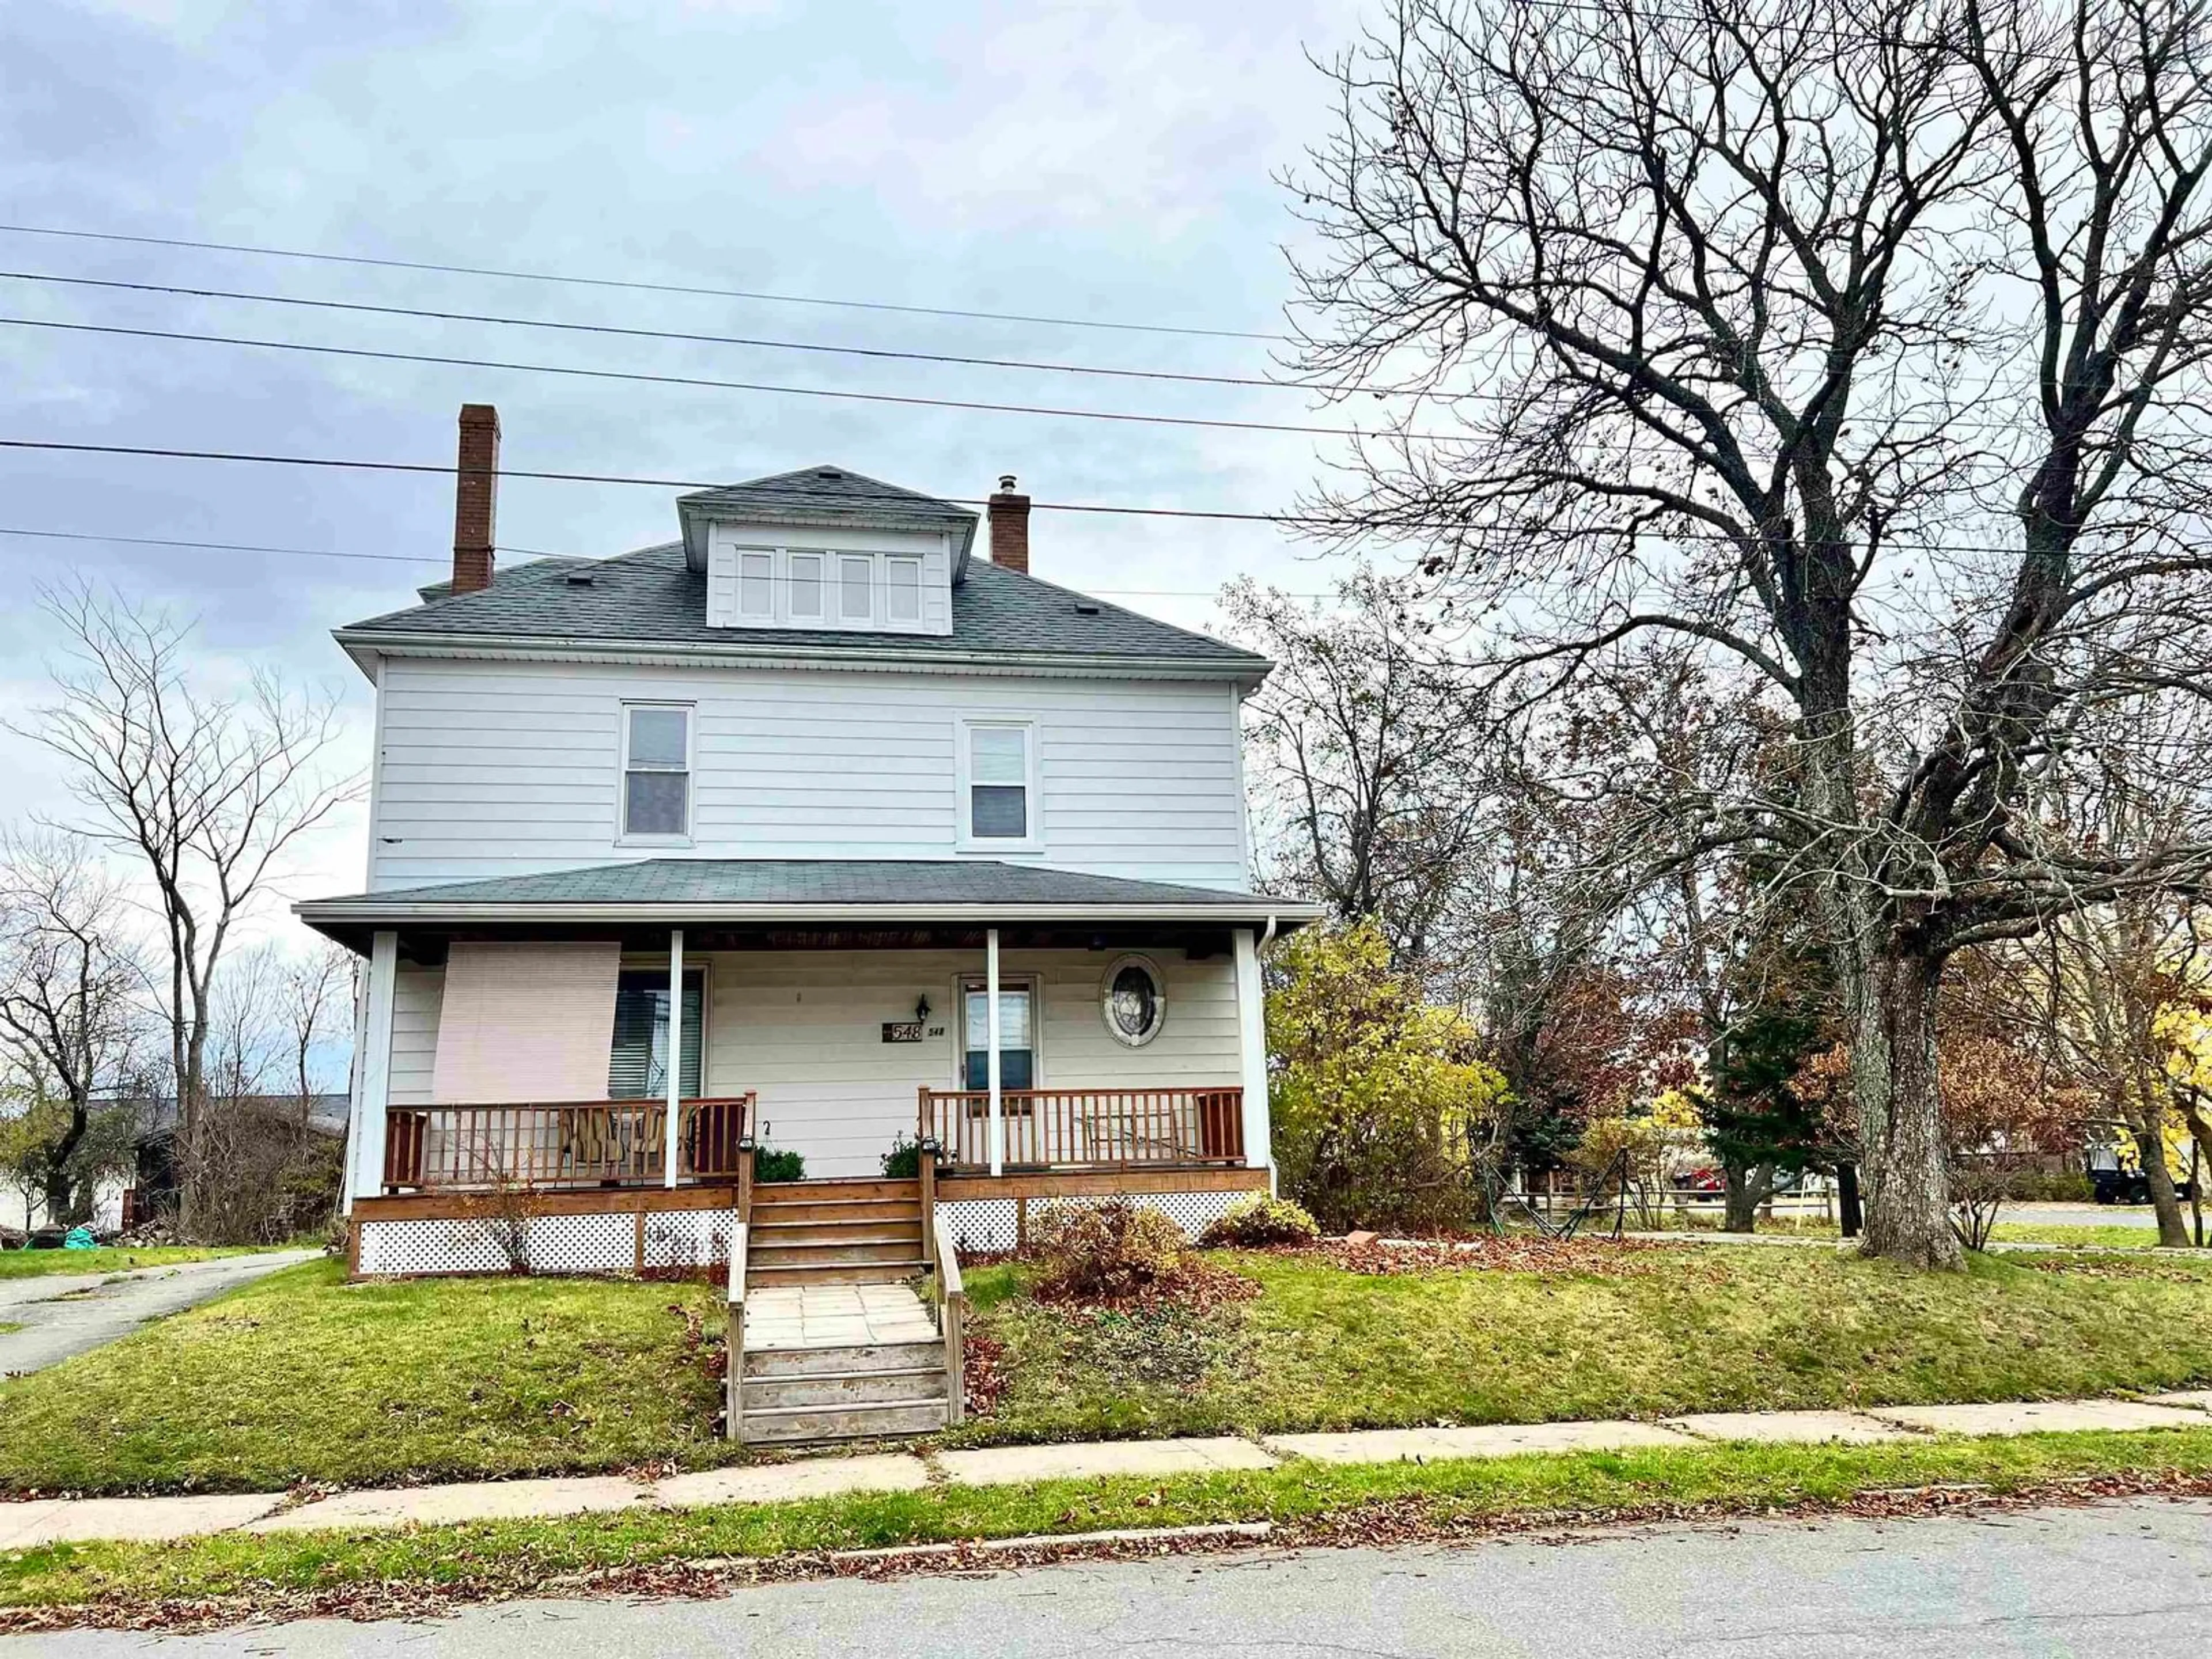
[
  {"xmin": 703, "ymin": 526, "xmax": 951, "ymax": 636},
  {"xmin": 839, "ymin": 555, "xmax": 873, "ymax": 622},
  {"xmin": 887, "ymin": 557, "xmax": 922, "ymax": 623},
  {"xmin": 789, "ymin": 553, "xmax": 824, "ymax": 620},
  {"xmin": 738, "ymin": 552, "xmax": 773, "ymax": 619}
]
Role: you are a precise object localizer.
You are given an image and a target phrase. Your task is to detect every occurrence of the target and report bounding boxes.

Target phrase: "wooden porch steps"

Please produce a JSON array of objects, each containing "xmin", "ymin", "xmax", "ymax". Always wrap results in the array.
[
  {"xmin": 748, "ymin": 1177, "xmax": 926, "ymax": 1287},
  {"xmin": 731, "ymin": 1179, "xmax": 951, "ymax": 1443},
  {"xmin": 736, "ymin": 1331, "xmax": 949, "ymax": 1444}
]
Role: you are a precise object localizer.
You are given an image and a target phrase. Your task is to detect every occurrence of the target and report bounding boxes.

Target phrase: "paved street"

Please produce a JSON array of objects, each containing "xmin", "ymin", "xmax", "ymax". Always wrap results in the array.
[
  {"xmin": 10, "ymin": 1497, "xmax": 2211, "ymax": 1657},
  {"xmin": 0, "ymin": 1251, "xmax": 316, "ymax": 1376}
]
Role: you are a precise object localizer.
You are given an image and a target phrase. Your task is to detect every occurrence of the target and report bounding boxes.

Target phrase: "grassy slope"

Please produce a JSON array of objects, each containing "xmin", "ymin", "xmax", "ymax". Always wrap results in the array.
[
  {"xmin": 12, "ymin": 1245, "xmax": 2212, "ymax": 1497},
  {"xmin": 959, "ymin": 1247, "xmax": 2212, "ymax": 1443},
  {"xmin": 6, "ymin": 1428, "xmax": 2212, "ymax": 1614},
  {"xmin": 0, "ymin": 1262, "xmax": 731, "ymax": 1494},
  {"xmin": 0, "ymin": 1248, "xmax": 271, "ymax": 1281}
]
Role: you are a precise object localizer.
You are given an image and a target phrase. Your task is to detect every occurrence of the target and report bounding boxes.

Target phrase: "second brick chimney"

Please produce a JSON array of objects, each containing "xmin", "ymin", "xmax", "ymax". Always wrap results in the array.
[
  {"xmin": 988, "ymin": 474, "xmax": 1030, "ymax": 574},
  {"xmin": 451, "ymin": 403, "xmax": 500, "ymax": 594}
]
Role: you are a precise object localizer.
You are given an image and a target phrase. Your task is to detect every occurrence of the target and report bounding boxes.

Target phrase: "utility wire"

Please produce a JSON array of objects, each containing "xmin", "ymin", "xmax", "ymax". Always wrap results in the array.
[
  {"xmin": 0, "ymin": 269, "xmax": 1397, "ymax": 400},
  {"xmin": 0, "ymin": 223, "xmax": 1279, "ymax": 343},
  {"xmin": 0, "ymin": 268, "xmax": 2068, "ymax": 445},
  {"xmin": 0, "ymin": 524, "xmax": 1328, "ymax": 598},
  {"xmin": 0, "ymin": 434, "xmax": 2059, "ymax": 555},
  {"xmin": 0, "ymin": 314, "xmax": 1468, "ymax": 445}
]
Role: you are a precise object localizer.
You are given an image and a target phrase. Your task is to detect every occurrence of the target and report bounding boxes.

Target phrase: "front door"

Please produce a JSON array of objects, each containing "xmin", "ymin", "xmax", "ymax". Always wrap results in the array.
[{"xmin": 961, "ymin": 981, "xmax": 1035, "ymax": 1163}]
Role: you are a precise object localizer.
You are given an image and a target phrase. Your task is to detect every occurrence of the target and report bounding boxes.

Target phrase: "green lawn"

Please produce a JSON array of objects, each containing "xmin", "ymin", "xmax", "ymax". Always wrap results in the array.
[
  {"xmin": 12, "ymin": 1243, "xmax": 2212, "ymax": 1499},
  {"xmin": 0, "ymin": 1247, "xmax": 272, "ymax": 1281},
  {"xmin": 955, "ymin": 1246, "xmax": 2212, "ymax": 1444},
  {"xmin": 1987, "ymin": 1222, "xmax": 2196, "ymax": 1250},
  {"xmin": 6, "ymin": 1428, "xmax": 2211, "ymax": 1624},
  {"xmin": 0, "ymin": 1262, "xmax": 732, "ymax": 1495}
]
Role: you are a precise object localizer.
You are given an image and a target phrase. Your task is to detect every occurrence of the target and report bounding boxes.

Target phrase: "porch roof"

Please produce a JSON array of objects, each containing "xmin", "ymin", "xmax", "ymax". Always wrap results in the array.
[{"xmin": 296, "ymin": 858, "xmax": 1324, "ymax": 949}]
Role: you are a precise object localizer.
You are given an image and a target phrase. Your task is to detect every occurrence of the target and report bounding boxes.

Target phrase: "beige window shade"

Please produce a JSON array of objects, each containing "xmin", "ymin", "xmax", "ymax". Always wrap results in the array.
[{"xmin": 430, "ymin": 941, "xmax": 622, "ymax": 1104}]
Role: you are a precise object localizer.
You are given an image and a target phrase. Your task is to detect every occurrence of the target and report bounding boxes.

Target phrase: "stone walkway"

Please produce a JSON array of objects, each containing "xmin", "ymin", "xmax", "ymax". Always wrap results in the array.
[
  {"xmin": 743, "ymin": 1283, "xmax": 938, "ymax": 1350},
  {"xmin": 5, "ymin": 1391, "xmax": 2212, "ymax": 1551}
]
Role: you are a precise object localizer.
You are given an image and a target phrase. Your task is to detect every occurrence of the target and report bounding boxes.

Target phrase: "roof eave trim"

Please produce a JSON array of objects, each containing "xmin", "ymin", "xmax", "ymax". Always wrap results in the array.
[
  {"xmin": 294, "ymin": 898, "xmax": 1330, "ymax": 926},
  {"xmin": 331, "ymin": 628, "xmax": 1273, "ymax": 682}
]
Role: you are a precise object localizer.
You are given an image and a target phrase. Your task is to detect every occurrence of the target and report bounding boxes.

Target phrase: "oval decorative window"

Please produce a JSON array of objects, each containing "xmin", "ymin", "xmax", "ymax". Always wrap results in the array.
[{"xmin": 1101, "ymin": 955, "xmax": 1166, "ymax": 1047}]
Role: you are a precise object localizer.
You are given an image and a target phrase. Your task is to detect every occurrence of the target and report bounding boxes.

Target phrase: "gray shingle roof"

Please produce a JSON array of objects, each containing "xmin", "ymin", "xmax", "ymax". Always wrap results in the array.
[
  {"xmin": 341, "ymin": 539, "xmax": 1267, "ymax": 668},
  {"xmin": 308, "ymin": 858, "xmax": 1285, "ymax": 912},
  {"xmin": 677, "ymin": 465, "xmax": 979, "ymax": 527}
]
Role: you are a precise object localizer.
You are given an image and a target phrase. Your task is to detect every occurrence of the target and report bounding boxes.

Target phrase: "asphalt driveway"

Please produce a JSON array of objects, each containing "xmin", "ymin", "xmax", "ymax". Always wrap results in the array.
[{"xmin": 0, "ymin": 1252, "xmax": 317, "ymax": 1377}]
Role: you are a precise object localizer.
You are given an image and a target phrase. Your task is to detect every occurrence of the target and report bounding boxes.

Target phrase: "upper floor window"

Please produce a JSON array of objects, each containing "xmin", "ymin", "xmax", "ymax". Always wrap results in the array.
[
  {"xmin": 839, "ymin": 555, "xmax": 873, "ymax": 623},
  {"xmin": 961, "ymin": 720, "xmax": 1035, "ymax": 844},
  {"xmin": 738, "ymin": 552, "xmax": 773, "ymax": 619},
  {"xmin": 886, "ymin": 556, "xmax": 922, "ymax": 624},
  {"xmin": 622, "ymin": 703, "xmax": 691, "ymax": 839},
  {"xmin": 789, "ymin": 552, "xmax": 824, "ymax": 620}
]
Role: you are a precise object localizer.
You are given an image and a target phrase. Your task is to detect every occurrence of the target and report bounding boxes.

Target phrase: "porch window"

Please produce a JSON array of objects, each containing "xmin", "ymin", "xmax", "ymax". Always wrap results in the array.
[
  {"xmin": 608, "ymin": 969, "xmax": 704, "ymax": 1097},
  {"xmin": 964, "ymin": 722, "xmax": 1032, "ymax": 842},
  {"xmin": 962, "ymin": 982, "xmax": 1033, "ymax": 1092},
  {"xmin": 622, "ymin": 703, "xmax": 691, "ymax": 839}
]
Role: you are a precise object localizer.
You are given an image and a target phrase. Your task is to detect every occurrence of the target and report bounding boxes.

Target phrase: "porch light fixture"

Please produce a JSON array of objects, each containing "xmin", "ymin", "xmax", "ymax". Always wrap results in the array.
[{"xmin": 914, "ymin": 994, "xmax": 931, "ymax": 1024}]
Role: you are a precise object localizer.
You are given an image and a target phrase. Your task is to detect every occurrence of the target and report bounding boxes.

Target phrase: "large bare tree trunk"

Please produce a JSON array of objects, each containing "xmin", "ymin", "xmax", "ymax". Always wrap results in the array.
[
  {"xmin": 2131, "ymin": 1122, "xmax": 2193, "ymax": 1248},
  {"xmin": 1854, "ymin": 947, "xmax": 1963, "ymax": 1270}
]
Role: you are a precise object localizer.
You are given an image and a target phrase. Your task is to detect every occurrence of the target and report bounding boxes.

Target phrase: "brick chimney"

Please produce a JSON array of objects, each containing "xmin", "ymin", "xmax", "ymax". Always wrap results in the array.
[
  {"xmin": 451, "ymin": 403, "xmax": 500, "ymax": 594},
  {"xmin": 988, "ymin": 474, "xmax": 1030, "ymax": 574}
]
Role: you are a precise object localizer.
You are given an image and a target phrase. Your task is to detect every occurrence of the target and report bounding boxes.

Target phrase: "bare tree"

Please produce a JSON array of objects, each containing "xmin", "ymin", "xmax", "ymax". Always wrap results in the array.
[
  {"xmin": 1226, "ymin": 573, "xmax": 1488, "ymax": 969},
  {"xmin": 13, "ymin": 584, "xmax": 357, "ymax": 1233},
  {"xmin": 0, "ymin": 830, "xmax": 143, "ymax": 1225},
  {"xmin": 1287, "ymin": 0, "xmax": 2212, "ymax": 1266}
]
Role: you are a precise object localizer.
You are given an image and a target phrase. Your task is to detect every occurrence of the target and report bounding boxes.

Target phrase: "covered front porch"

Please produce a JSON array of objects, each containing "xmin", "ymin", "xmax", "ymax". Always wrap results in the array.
[{"xmin": 300, "ymin": 859, "xmax": 1315, "ymax": 1275}]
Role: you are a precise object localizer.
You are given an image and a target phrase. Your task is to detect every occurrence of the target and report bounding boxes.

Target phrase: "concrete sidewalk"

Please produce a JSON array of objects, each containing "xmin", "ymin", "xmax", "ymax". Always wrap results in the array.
[{"xmin": 5, "ymin": 1391, "xmax": 2211, "ymax": 1551}]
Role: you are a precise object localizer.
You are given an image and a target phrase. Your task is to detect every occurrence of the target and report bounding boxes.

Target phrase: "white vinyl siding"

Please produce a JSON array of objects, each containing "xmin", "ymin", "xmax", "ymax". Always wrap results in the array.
[
  {"xmin": 387, "ymin": 964, "xmax": 444, "ymax": 1107},
  {"xmin": 368, "ymin": 659, "xmax": 1250, "ymax": 889},
  {"xmin": 704, "ymin": 947, "xmax": 1240, "ymax": 1177}
]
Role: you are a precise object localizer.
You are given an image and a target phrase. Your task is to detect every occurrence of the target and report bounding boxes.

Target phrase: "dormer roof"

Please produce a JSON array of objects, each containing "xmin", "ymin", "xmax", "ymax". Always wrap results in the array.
[{"xmin": 675, "ymin": 465, "xmax": 979, "ymax": 577}]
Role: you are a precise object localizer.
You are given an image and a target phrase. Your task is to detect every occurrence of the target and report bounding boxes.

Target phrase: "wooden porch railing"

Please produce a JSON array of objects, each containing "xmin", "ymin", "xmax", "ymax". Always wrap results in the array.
[
  {"xmin": 382, "ymin": 1094, "xmax": 754, "ymax": 1192},
  {"xmin": 919, "ymin": 1086, "xmax": 1244, "ymax": 1172}
]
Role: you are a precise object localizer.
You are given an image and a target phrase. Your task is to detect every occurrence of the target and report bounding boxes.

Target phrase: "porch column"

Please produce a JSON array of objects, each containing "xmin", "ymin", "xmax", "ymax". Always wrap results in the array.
[
  {"xmin": 1233, "ymin": 925, "xmax": 1271, "ymax": 1179},
  {"xmin": 351, "ymin": 930, "xmax": 399, "ymax": 1202},
  {"xmin": 664, "ymin": 928, "xmax": 684, "ymax": 1188},
  {"xmin": 986, "ymin": 926, "xmax": 1003, "ymax": 1177}
]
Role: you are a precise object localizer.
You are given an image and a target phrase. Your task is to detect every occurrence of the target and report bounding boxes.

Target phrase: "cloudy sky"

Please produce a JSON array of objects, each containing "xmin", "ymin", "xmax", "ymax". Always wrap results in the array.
[{"xmin": 0, "ymin": 0, "xmax": 1371, "ymax": 956}]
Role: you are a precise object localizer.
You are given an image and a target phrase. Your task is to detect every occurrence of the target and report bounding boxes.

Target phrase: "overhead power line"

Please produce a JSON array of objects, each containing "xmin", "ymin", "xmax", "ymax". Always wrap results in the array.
[
  {"xmin": 0, "ymin": 524, "xmax": 1330, "ymax": 599},
  {"xmin": 0, "ymin": 434, "xmax": 2059, "ymax": 556},
  {"xmin": 0, "ymin": 222, "xmax": 1281, "ymax": 343},
  {"xmin": 0, "ymin": 315, "xmax": 1462, "ymax": 446},
  {"xmin": 0, "ymin": 269, "xmax": 1394, "ymax": 400}
]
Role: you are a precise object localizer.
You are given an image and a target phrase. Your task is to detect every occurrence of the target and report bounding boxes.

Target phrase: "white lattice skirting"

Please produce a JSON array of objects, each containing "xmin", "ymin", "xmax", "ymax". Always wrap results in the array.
[
  {"xmin": 939, "ymin": 1188, "xmax": 1247, "ymax": 1253},
  {"xmin": 357, "ymin": 1206, "xmax": 737, "ymax": 1277}
]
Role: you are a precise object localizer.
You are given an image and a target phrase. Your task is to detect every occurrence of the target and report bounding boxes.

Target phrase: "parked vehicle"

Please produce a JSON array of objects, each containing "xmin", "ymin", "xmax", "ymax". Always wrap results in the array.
[{"xmin": 2090, "ymin": 1168, "xmax": 2199, "ymax": 1205}]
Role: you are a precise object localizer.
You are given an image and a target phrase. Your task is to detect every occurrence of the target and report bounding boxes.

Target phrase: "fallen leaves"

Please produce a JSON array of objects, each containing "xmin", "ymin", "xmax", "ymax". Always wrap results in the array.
[{"xmin": 1279, "ymin": 1235, "xmax": 1706, "ymax": 1279}]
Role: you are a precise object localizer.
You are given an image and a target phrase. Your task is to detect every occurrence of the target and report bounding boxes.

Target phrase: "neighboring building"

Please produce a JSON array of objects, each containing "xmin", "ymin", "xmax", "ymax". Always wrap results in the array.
[{"xmin": 298, "ymin": 405, "xmax": 1321, "ymax": 1293}]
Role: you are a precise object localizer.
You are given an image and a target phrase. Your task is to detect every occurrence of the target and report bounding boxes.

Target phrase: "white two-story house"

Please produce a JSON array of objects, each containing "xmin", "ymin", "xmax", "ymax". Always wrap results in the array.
[{"xmin": 300, "ymin": 404, "xmax": 1320, "ymax": 1291}]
